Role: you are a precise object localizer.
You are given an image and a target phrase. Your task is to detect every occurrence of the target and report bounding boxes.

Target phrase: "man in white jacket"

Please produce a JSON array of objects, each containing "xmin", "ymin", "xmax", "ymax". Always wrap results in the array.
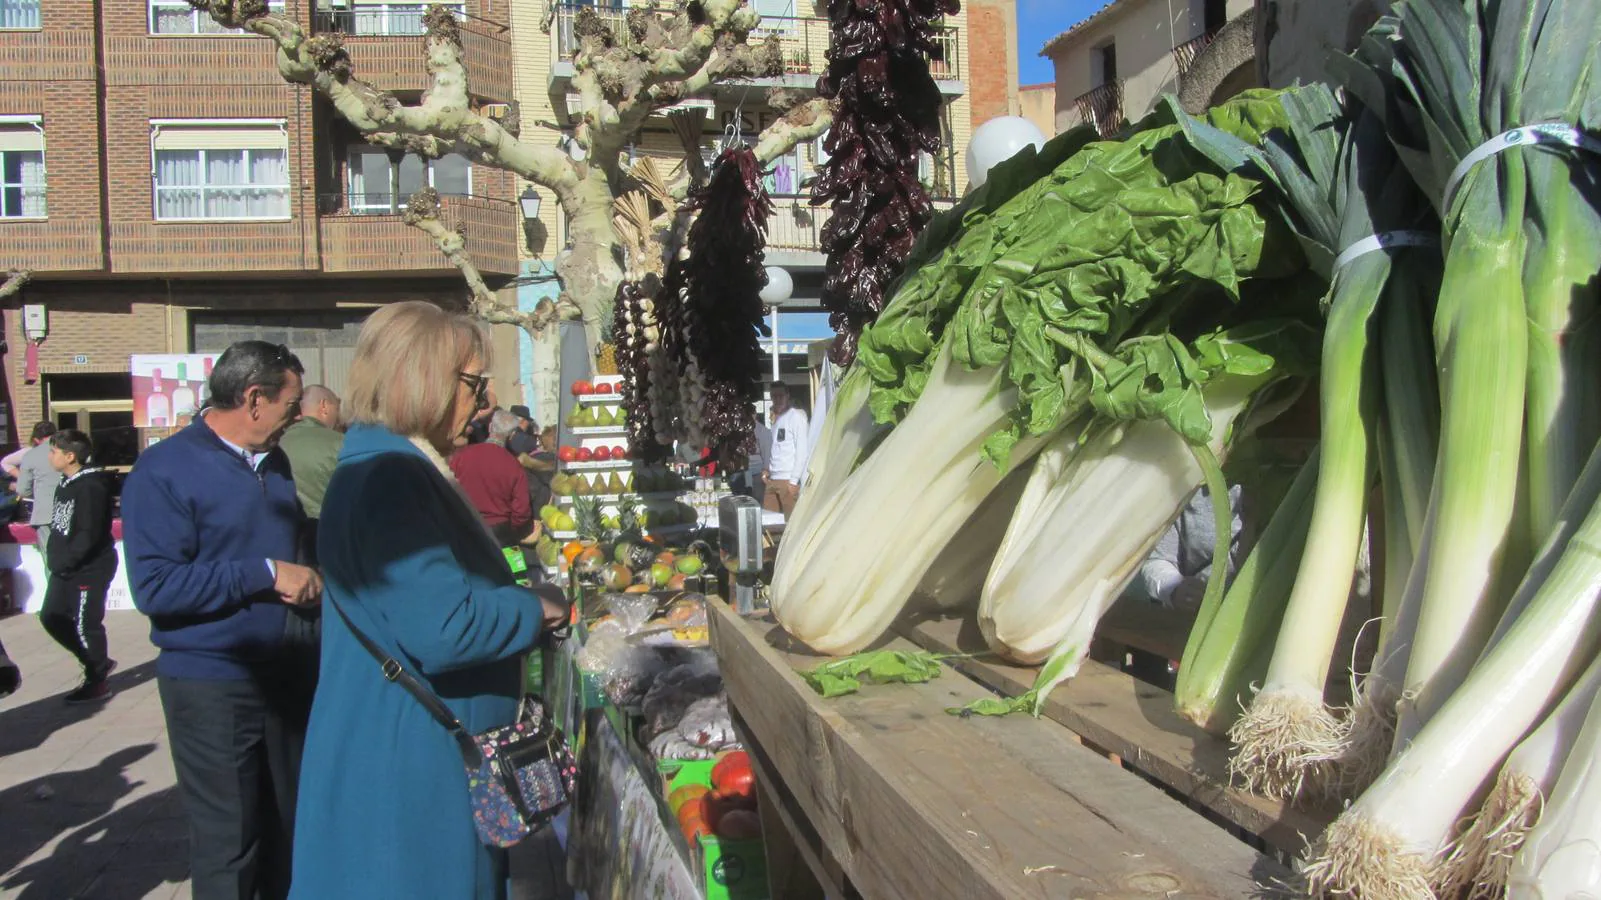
[{"xmin": 761, "ymin": 381, "xmax": 809, "ymax": 516}]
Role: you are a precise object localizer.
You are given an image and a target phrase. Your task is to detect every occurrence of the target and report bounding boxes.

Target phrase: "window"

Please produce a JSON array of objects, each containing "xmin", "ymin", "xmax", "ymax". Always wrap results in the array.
[
  {"xmin": 0, "ymin": 0, "xmax": 39, "ymax": 29},
  {"xmin": 193, "ymin": 312, "xmax": 367, "ymax": 399},
  {"xmin": 151, "ymin": 121, "xmax": 290, "ymax": 220},
  {"xmin": 319, "ymin": 0, "xmax": 463, "ymax": 36},
  {"xmin": 1096, "ymin": 42, "xmax": 1118, "ymax": 86},
  {"xmin": 1203, "ymin": 0, "xmax": 1227, "ymax": 32},
  {"xmin": 0, "ymin": 119, "xmax": 46, "ymax": 219},
  {"xmin": 346, "ymin": 146, "xmax": 471, "ymax": 213},
  {"xmin": 150, "ymin": 0, "xmax": 282, "ymax": 34}
]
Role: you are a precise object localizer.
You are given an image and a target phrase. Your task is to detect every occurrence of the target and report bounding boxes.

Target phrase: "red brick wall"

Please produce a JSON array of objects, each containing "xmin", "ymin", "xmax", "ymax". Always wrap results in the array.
[{"xmin": 966, "ymin": 0, "xmax": 1017, "ymax": 128}]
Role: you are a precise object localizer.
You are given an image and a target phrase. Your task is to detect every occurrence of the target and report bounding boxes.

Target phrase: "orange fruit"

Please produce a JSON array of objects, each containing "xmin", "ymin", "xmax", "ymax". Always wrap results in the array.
[
  {"xmin": 561, "ymin": 541, "xmax": 585, "ymax": 566},
  {"xmin": 668, "ymin": 783, "xmax": 710, "ymax": 816}
]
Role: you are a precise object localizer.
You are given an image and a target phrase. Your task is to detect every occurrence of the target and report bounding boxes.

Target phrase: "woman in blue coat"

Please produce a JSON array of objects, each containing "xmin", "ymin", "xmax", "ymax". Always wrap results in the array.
[{"xmin": 290, "ymin": 301, "xmax": 567, "ymax": 900}]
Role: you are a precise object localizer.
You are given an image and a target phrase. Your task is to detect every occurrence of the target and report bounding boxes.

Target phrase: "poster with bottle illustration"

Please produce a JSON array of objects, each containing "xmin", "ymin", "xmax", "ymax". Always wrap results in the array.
[{"xmin": 131, "ymin": 353, "xmax": 215, "ymax": 429}]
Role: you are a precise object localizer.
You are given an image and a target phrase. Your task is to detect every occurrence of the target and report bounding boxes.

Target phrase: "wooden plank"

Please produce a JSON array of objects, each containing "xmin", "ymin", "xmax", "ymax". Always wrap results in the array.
[
  {"xmin": 1098, "ymin": 594, "xmax": 1199, "ymax": 662},
  {"xmin": 903, "ymin": 615, "xmax": 1336, "ymax": 859},
  {"xmin": 735, "ymin": 710, "xmax": 843, "ymax": 900},
  {"xmin": 708, "ymin": 600, "xmax": 1290, "ymax": 900}
]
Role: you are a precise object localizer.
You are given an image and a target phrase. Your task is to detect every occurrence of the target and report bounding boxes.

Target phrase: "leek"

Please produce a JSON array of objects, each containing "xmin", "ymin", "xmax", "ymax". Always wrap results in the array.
[
  {"xmin": 1306, "ymin": 439, "xmax": 1601, "ymax": 896},
  {"xmin": 1507, "ymin": 659, "xmax": 1601, "ymax": 898},
  {"xmin": 1443, "ymin": 655, "xmax": 1601, "ymax": 898},
  {"xmin": 1174, "ymin": 447, "xmax": 1318, "ymax": 734}
]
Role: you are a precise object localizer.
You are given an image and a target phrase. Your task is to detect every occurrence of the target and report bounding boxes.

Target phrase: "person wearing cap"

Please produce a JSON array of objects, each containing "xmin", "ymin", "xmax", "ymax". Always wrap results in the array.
[{"xmin": 505, "ymin": 404, "xmax": 540, "ymax": 458}]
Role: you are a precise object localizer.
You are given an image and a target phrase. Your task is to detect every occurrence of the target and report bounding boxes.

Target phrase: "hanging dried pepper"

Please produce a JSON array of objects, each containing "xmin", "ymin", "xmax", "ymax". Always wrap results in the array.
[
  {"xmin": 670, "ymin": 145, "xmax": 774, "ymax": 471},
  {"xmin": 812, "ymin": 0, "xmax": 958, "ymax": 366}
]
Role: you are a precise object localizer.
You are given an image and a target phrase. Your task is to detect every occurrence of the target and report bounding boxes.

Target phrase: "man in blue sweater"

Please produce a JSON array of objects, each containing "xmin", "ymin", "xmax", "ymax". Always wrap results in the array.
[{"xmin": 123, "ymin": 341, "xmax": 320, "ymax": 900}]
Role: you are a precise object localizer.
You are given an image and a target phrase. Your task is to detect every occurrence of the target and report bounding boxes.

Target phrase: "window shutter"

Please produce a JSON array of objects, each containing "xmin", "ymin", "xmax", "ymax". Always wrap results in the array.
[{"xmin": 151, "ymin": 123, "xmax": 288, "ymax": 152}]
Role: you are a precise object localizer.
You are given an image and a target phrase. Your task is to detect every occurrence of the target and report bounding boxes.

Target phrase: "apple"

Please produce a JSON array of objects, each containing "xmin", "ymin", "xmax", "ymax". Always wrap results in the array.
[
  {"xmin": 557, "ymin": 446, "xmax": 577, "ymax": 463},
  {"xmin": 592, "ymin": 446, "xmax": 612, "ymax": 462},
  {"xmin": 571, "ymin": 380, "xmax": 593, "ymax": 396},
  {"xmin": 575, "ymin": 447, "xmax": 593, "ymax": 463},
  {"xmin": 612, "ymin": 445, "xmax": 627, "ymax": 458}
]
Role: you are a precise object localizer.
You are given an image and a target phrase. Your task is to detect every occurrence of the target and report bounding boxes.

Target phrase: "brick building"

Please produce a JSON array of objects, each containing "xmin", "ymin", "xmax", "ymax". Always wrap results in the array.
[{"xmin": 0, "ymin": 0, "xmax": 521, "ymax": 463}]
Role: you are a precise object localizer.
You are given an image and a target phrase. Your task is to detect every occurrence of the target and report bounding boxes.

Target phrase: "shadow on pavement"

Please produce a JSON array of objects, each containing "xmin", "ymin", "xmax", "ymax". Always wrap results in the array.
[
  {"xmin": 2, "ymin": 784, "xmax": 187, "ymax": 900},
  {"xmin": 0, "ymin": 744, "xmax": 158, "ymax": 881},
  {"xmin": 0, "ymin": 660, "xmax": 157, "ymax": 758}
]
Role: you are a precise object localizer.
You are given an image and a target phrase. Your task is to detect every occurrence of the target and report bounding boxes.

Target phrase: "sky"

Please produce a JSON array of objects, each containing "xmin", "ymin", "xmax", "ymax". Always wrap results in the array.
[{"xmin": 1018, "ymin": 0, "xmax": 1108, "ymax": 84}]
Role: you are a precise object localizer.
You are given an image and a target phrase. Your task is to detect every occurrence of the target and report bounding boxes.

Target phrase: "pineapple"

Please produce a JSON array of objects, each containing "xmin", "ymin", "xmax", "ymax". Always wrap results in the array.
[
  {"xmin": 617, "ymin": 495, "xmax": 644, "ymax": 543},
  {"xmin": 572, "ymin": 495, "xmax": 604, "ymax": 542},
  {"xmin": 595, "ymin": 343, "xmax": 619, "ymax": 376}
]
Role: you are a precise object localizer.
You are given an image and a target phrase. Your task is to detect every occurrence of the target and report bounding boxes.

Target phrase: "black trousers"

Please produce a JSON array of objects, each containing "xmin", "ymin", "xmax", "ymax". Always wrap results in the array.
[
  {"xmin": 39, "ymin": 573, "xmax": 112, "ymax": 678},
  {"xmin": 157, "ymin": 656, "xmax": 315, "ymax": 900}
]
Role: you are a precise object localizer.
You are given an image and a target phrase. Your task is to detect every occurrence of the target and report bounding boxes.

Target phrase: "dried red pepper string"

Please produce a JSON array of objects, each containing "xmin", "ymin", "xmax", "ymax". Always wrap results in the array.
[{"xmin": 812, "ymin": 0, "xmax": 957, "ymax": 366}]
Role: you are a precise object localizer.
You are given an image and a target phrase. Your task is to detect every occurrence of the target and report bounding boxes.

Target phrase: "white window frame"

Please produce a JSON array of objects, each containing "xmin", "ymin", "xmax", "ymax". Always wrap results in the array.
[
  {"xmin": 345, "ymin": 145, "xmax": 473, "ymax": 214},
  {"xmin": 150, "ymin": 119, "xmax": 292, "ymax": 223},
  {"xmin": 0, "ymin": 0, "xmax": 41, "ymax": 30},
  {"xmin": 148, "ymin": 0, "xmax": 284, "ymax": 35},
  {"xmin": 320, "ymin": 0, "xmax": 464, "ymax": 36},
  {"xmin": 0, "ymin": 115, "xmax": 46, "ymax": 220}
]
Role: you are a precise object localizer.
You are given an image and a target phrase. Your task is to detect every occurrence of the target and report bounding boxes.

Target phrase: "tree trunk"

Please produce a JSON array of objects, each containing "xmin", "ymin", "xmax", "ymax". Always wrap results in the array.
[
  {"xmin": 529, "ymin": 322, "xmax": 562, "ymax": 427},
  {"xmin": 554, "ymin": 173, "xmax": 624, "ymax": 381}
]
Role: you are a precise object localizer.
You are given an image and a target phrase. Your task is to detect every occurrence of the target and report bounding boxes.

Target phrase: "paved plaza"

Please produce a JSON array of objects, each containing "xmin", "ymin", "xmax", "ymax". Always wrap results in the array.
[{"xmin": 0, "ymin": 611, "xmax": 569, "ymax": 900}]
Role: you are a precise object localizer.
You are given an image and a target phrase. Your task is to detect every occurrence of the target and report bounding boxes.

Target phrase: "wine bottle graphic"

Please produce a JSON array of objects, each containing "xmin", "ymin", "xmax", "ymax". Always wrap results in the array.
[
  {"xmin": 171, "ymin": 362, "xmax": 197, "ymax": 424},
  {"xmin": 148, "ymin": 369, "xmax": 171, "ymax": 428}
]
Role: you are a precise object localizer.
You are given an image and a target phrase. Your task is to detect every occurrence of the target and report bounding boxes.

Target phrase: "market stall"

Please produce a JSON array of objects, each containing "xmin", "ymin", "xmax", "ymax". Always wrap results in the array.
[{"xmin": 2, "ymin": 521, "xmax": 137, "ymax": 614}]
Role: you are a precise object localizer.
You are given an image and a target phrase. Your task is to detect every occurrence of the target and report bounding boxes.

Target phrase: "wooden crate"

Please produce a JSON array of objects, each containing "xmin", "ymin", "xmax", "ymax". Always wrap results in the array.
[{"xmin": 708, "ymin": 599, "xmax": 1299, "ymax": 900}]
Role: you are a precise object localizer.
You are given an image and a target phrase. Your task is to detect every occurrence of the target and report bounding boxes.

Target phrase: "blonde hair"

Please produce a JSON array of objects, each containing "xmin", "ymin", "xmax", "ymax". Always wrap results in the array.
[{"xmin": 346, "ymin": 301, "xmax": 488, "ymax": 439}]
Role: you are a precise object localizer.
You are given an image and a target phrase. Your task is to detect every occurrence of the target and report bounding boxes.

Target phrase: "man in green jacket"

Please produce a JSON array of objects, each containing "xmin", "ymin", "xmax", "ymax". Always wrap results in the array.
[{"xmin": 280, "ymin": 384, "xmax": 344, "ymax": 521}]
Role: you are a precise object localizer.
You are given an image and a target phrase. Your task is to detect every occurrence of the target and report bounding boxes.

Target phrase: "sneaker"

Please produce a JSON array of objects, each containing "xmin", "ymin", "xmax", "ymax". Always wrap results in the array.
[
  {"xmin": 0, "ymin": 662, "xmax": 19, "ymax": 699},
  {"xmin": 96, "ymin": 659, "xmax": 118, "ymax": 681},
  {"xmin": 65, "ymin": 674, "xmax": 113, "ymax": 706}
]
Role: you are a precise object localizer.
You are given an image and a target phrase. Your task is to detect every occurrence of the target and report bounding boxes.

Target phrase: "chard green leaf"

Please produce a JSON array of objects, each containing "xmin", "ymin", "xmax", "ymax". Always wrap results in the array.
[{"xmin": 800, "ymin": 649, "xmax": 946, "ymax": 698}]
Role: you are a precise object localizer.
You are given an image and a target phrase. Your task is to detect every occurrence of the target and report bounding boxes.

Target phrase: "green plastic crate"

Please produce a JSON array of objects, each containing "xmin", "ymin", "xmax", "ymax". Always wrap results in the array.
[{"xmin": 697, "ymin": 834, "xmax": 769, "ymax": 900}]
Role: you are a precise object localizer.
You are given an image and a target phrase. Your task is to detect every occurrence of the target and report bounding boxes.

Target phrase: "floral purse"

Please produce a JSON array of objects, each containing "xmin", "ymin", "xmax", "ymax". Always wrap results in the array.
[{"xmin": 332, "ymin": 600, "xmax": 578, "ymax": 847}]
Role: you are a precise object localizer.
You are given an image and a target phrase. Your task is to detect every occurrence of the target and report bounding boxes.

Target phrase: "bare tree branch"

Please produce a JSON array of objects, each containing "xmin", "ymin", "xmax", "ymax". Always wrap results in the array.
[
  {"xmin": 190, "ymin": 0, "xmax": 583, "ymax": 210},
  {"xmin": 402, "ymin": 189, "xmax": 556, "ymax": 334},
  {"xmin": 754, "ymin": 96, "xmax": 832, "ymax": 165},
  {"xmin": 0, "ymin": 269, "xmax": 31, "ymax": 302}
]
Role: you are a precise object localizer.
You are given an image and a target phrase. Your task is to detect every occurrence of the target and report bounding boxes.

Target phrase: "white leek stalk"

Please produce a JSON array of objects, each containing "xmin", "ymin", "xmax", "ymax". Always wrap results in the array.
[
  {"xmin": 1507, "ymin": 657, "xmax": 1601, "ymax": 898},
  {"xmin": 1306, "ymin": 440, "xmax": 1601, "ymax": 898},
  {"xmin": 1442, "ymin": 654, "xmax": 1601, "ymax": 898},
  {"xmin": 1229, "ymin": 245, "xmax": 1383, "ymax": 802},
  {"xmin": 978, "ymin": 371, "xmax": 1269, "ymax": 665}
]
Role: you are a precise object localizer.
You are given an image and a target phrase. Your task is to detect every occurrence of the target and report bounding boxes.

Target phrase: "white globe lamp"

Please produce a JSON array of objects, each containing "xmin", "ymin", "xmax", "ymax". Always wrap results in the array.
[
  {"xmin": 759, "ymin": 266, "xmax": 794, "ymax": 305},
  {"xmin": 965, "ymin": 116, "xmax": 1048, "ymax": 191}
]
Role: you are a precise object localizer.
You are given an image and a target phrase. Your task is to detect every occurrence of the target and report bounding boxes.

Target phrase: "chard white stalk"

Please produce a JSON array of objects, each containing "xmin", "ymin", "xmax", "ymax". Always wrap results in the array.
[
  {"xmin": 1506, "ymin": 657, "xmax": 1601, "ymax": 899},
  {"xmin": 1305, "ymin": 442, "xmax": 1601, "ymax": 899},
  {"xmin": 909, "ymin": 462, "xmax": 1034, "ymax": 614},
  {"xmin": 1442, "ymin": 654, "xmax": 1601, "ymax": 899},
  {"xmin": 977, "ymin": 372, "xmax": 1269, "ymax": 666},
  {"xmin": 770, "ymin": 343, "xmax": 1057, "ymax": 654}
]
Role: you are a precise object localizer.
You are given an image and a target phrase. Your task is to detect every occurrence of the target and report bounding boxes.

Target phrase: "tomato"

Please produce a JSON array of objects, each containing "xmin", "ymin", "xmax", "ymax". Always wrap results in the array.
[
  {"xmin": 557, "ymin": 446, "xmax": 578, "ymax": 463},
  {"xmin": 668, "ymin": 784, "xmax": 710, "ymax": 816},
  {"xmin": 712, "ymin": 751, "xmax": 755, "ymax": 800}
]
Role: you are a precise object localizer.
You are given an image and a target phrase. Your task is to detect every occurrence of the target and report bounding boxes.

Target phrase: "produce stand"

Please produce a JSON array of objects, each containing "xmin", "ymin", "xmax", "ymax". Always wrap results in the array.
[
  {"xmin": 545, "ymin": 578, "xmax": 774, "ymax": 900},
  {"xmin": 708, "ymin": 598, "xmax": 1309, "ymax": 898}
]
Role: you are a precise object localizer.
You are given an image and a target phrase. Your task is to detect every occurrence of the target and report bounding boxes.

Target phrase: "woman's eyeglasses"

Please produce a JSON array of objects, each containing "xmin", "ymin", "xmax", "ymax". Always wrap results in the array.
[{"xmin": 459, "ymin": 372, "xmax": 490, "ymax": 409}]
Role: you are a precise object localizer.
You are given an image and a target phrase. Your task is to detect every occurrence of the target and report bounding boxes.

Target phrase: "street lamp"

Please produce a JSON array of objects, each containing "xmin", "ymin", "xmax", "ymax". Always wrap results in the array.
[
  {"xmin": 760, "ymin": 266, "xmax": 793, "ymax": 384},
  {"xmin": 965, "ymin": 116, "xmax": 1048, "ymax": 190},
  {"xmin": 519, "ymin": 186, "xmax": 542, "ymax": 221}
]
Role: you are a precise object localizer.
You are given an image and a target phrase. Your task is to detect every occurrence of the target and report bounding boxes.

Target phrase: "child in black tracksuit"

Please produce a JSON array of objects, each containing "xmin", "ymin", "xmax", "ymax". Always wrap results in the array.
[{"xmin": 40, "ymin": 429, "xmax": 119, "ymax": 704}]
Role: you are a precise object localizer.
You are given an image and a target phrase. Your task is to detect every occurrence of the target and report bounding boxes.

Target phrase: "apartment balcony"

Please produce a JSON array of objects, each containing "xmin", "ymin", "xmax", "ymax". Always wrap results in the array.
[
  {"xmin": 1073, "ymin": 80, "xmax": 1124, "ymax": 139},
  {"xmin": 317, "ymin": 192, "xmax": 518, "ymax": 278},
  {"xmin": 1172, "ymin": 30, "xmax": 1219, "ymax": 76},
  {"xmin": 313, "ymin": 7, "xmax": 513, "ymax": 102},
  {"xmin": 547, "ymin": 4, "xmax": 964, "ymax": 114}
]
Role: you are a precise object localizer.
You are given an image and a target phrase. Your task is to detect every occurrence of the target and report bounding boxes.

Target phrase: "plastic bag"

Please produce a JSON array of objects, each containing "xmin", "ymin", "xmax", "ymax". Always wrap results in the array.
[
  {"xmin": 648, "ymin": 730, "xmax": 717, "ymax": 761},
  {"xmin": 677, "ymin": 694, "xmax": 737, "ymax": 750},
  {"xmin": 606, "ymin": 593, "xmax": 659, "ymax": 633},
  {"xmin": 642, "ymin": 657, "xmax": 724, "ymax": 740}
]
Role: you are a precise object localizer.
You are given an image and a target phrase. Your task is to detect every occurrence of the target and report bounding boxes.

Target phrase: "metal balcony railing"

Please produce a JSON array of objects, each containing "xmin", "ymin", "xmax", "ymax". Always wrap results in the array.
[
  {"xmin": 1073, "ymin": 80, "xmax": 1124, "ymax": 139},
  {"xmin": 1172, "ymin": 30, "xmax": 1219, "ymax": 76},
  {"xmin": 316, "ymin": 190, "xmax": 513, "ymax": 217},
  {"xmin": 765, "ymin": 193, "xmax": 958, "ymax": 253},
  {"xmin": 314, "ymin": 3, "xmax": 466, "ymax": 37},
  {"xmin": 550, "ymin": 4, "xmax": 960, "ymax": 81}
]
